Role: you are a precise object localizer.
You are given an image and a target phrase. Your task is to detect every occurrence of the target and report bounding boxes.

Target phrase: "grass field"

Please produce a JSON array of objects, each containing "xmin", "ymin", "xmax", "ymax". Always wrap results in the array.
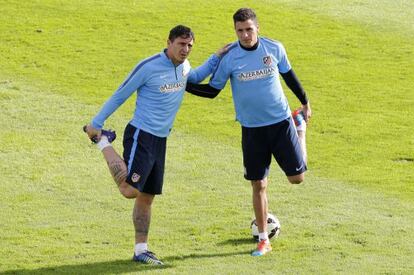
[{"xmin": 1, "ymin": 0, "xmax": 413, "ymax": 274}]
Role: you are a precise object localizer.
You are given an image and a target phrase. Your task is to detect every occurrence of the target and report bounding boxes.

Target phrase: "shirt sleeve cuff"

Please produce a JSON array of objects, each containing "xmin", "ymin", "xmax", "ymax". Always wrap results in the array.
[{"xmin": 91, "ymin": 119, "xmax": 103, "ymax": 130}]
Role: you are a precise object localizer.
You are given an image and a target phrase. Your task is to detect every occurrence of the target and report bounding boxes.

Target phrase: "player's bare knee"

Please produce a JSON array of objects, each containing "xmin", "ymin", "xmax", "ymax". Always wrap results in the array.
[
  {"xmin": 136, "ymin": 191, "xmax": 155, "ymax": 205},
  {"xmin": 288, "ymin": 174, "xmax": 304, "ymax": 184},
  {"xmin": 119, "ymin": 186, "xmax": 130, "ymax": 198},
  {"xmin": 289, "ymin": 179, "xmax": 303, "ymax": 184},
  {"xmin": 121, "ymin": 191, "xmax": 136, "ymax": 199},
  {"xmin": 252, "ymin": 179, "xmax": 267, "ymax": 193},
  {"xmin": 119, "ymin": 183, "xmax": 137, "ymax": 199}
]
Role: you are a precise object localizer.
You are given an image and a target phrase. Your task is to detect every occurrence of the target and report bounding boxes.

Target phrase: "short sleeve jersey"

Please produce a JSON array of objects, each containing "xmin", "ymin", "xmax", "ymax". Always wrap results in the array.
[{"xmin": 210, "ymin": 37, "xmax": 292, "ymax": 127}]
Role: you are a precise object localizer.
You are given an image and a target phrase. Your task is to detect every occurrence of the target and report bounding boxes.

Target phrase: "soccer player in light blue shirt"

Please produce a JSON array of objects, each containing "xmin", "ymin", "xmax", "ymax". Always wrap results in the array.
[
  {"xmin": 209, "ymin": 37, "xmax": 292, "ymax": 127},
  {"xmin": 186, "ymin": 8, "xmax": 312, "ymax": 257},
  {"xmin": 84, "ymin": 25, "xmax": 227, "ymax": 265},
  {"xmin": 91, "ymin": 39, "xmax": 218, "ymax": 137}
]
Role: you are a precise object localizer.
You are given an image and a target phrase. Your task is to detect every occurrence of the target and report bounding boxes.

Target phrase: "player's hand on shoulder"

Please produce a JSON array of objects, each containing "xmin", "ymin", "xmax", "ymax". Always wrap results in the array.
[{"xmin": 215, "ymin": 43, "xmax": 232, "ymax": 57}]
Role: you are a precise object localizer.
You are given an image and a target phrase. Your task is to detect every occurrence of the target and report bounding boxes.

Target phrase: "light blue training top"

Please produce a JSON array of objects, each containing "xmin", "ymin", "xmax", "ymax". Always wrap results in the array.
[
  {"xmin": 210, "ymin": 37, "xmax": 292, "ymax": 127},
  {"xmin": 92, "ymin": 50, "xmax": 219, "ymax": 137}
]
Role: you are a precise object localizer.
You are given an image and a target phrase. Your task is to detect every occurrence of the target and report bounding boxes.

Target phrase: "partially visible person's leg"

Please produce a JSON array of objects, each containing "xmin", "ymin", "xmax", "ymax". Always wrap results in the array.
[
  {"xmin": 132, "ymin": 192, "xmax": 154, "ymax": 243},
  {"xmin": 271, "ymin": 118, "xmax": 307, "ymax": 185},
  {"xmin": 133, "ymin": 191, "xmax": 154, "ymax": 247},
  {"xmin": 287, "ymin": 172, "xmax": 304, "ymax": 184},
  {"xmin": 131, "ymin": 191, "xmax": 163, "ymax": 265},
  {"xmin": 84, "ymin": 126, "xmax": 139, "ymax": 198},
  {"xmin": 84, "ymin": 125, "xmax": 163, "ymax": 265},
  {"xmin": 292, "ymin": 108, "xmax": 308, "ymax": 163},
  {"xmin": 242, "ymin": 125, "xmax": 273, "ymax": 256},
  {"xmin": 129, "ymin": 129, "xmax": 166, "ymax": 265},
  {"xmin": 101, "ymin": 145, "xmax": 139, "ymax": 198},
  {"xmin": 251, "ymin": 178, "xmax": 273, "ymax": 256}
]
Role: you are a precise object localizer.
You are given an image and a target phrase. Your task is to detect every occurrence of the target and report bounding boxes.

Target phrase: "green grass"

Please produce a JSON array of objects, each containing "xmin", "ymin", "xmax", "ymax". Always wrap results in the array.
[
  {"xmin": 1, "ymin": 83, "xmax": 413, "ymax": 274},
  {"xmin": 1, "ymin": 0, "xmax": 413, "ymax": 274}
]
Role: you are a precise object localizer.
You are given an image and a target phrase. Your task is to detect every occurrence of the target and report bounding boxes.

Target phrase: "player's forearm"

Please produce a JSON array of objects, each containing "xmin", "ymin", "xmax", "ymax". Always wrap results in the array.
[
  {"xmin": 91, "ymin": 86, "xmax": 135, "ymax": 128},
  {"xmin": 185, "ymin": 82, "xmax": 221, "ymax": 98},
  {"xmin": 187, "ymin": 54, "xmax": 220, "ymax": 83},
  {"xmin": 92, "ymin": 98, "xmax": 124, "ymax": 129},
  {"xmin": 280, "ymin": 69, "xmax": 308, "ymax": 105}
]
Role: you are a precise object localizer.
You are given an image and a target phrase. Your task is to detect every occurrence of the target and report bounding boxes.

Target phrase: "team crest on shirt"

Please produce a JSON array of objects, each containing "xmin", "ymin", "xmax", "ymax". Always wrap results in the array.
[
  {"xmin": 263, "ymin": 56, "xmax": 272, "ymax": 67},
  {"xmin": 131, "ymin": 173, "xmax": 141, "ymax": 183},
  {"xmin": 237, "ymin": 55, "xmax": 275, "ymax": 81}
]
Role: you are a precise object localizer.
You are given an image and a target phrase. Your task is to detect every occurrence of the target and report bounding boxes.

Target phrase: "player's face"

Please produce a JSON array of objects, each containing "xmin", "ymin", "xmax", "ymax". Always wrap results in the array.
[
  {"xmin": 235, "ymin": 19, "xmax": 259, "ymax": 48},
  {"xmin": 167, "ymin": 36, "xmax": 193, "ymax": 65}
]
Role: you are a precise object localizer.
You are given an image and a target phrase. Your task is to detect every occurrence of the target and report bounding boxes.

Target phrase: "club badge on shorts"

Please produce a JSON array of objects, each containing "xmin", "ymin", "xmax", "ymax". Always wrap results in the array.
[{"xmin": 131, "ymin": 173, "xmax": 141, "ymax": 183}]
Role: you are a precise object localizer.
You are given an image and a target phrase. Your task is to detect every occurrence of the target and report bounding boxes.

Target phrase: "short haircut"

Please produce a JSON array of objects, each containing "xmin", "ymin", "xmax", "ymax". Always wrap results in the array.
[
  {"xmin": 168, "ymin": 25, "xmax": 195, "ymax": 42},
  {"xmin": 233, "ymin": 8, "xmax": 257, "ymax": 24}
]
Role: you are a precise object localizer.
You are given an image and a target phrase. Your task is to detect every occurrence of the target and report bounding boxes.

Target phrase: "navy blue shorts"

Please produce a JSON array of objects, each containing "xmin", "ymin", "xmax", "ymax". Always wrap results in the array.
[
  {"xmin": 122, "ymin": 124, "xmax": 166, "ymax": 195},
  {"xmin": 241, "ymin": 118, "xmax": 306, "ymax": 180}
]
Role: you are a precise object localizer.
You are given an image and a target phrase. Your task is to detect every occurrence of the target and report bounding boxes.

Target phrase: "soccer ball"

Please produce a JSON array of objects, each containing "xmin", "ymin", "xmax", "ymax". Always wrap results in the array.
[{"xmin": 251, "ymin": 213, "xmax": 281, "ymax": 241}]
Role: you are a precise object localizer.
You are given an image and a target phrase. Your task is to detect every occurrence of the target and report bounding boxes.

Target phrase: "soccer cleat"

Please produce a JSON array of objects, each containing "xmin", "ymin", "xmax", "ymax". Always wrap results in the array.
[
  {"xmin": 292, "ymin": 108, "xmax": 306, "ymax": 131},
  {"xmin": 83, "ymin": 125, "xmax": 116, "ymax": 144},
  {"xmin": 251, "ymin": 240, "xmax": 272, "ymax": 256},
  {"xmin": 132, "ymin": 251, "xmax": 164, "ymax": 265}
]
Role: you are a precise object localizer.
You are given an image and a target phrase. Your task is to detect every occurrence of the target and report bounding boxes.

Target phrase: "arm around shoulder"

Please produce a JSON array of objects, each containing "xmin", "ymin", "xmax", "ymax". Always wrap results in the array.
[{"xmin": 186, "ymin": 82, "xmax": 221, "ymax": 99}]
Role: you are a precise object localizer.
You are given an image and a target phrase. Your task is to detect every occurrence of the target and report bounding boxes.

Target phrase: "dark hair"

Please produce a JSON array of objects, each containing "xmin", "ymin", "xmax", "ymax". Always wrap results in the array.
[
  {"xmin": 233, "ymin": 8, "xmax": 257, "ymax": 24},
  {"xmin": 168, "ymin": 25, "xmax": 195, "ymax": 42}
]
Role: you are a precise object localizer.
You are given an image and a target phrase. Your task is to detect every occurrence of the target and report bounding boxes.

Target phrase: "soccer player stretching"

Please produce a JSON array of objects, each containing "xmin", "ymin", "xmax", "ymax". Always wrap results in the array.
[
  {"xmin": 84, "ymin": 25, "xmax": 226, "ymax": 264},
  {"xmin": 186, "ymin": 8, "xmax": 311, "ymax": 256}
]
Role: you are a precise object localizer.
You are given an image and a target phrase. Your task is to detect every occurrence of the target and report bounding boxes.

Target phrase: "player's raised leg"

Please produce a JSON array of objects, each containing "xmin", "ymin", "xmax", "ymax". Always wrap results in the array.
[
  {"xmin": 101, "ymin": 147, "xmax": 139, "ymax": 198},
  {"xmin": 284, "ymin": 108, "xmax": 309, "ymax": 184},
  {"xmin": 292, "ymin": 108, "xmax": 307, "ymax": 164},
  {"xmin": 84, "ymin": 125, "xmax": 139, "ymax": 198}
]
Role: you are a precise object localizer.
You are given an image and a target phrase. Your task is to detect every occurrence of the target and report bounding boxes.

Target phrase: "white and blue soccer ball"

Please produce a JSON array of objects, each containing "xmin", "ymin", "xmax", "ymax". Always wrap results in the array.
[{"xmin": 251, "ymin": 213, "xmax": 281, "ymax": 241}]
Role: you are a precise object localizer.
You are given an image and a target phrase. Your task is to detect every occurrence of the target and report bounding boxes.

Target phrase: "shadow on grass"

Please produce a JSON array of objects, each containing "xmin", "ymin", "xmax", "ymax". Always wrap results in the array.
[
  {"xmin": 217, "ymin": 237, "xmax": 256, "ymax": 246},
  {"xmin": 162, "ymin": 250, "xmax": 251, "ymax": 261},
  {"xmin": 1, "ymin": 250, "xmax": 250, "ymax": 274},
  {"xmin": 0, "ymin": 260, "xmax": 170, "ymax": 275}
]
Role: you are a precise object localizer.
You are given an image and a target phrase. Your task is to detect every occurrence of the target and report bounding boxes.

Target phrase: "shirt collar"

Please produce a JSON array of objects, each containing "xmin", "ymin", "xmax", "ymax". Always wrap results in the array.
[{"xmin": 239, "ymin": 38, "xmax": 260, "ymax": 51}]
